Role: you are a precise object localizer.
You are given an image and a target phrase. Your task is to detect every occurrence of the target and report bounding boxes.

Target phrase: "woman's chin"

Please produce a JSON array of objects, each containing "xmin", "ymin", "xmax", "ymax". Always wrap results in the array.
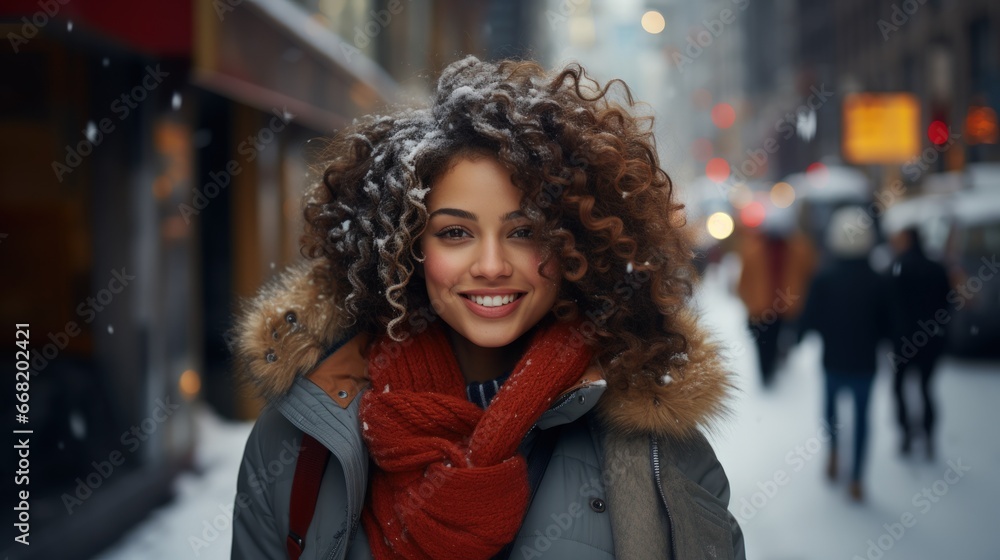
[
  {"xmin": 461, "ymin": 330, "xmax": 521, "ymax": 350},
  {"xmin": 444, "ymin": 321, "xmax": 525, "ymax": 350}
]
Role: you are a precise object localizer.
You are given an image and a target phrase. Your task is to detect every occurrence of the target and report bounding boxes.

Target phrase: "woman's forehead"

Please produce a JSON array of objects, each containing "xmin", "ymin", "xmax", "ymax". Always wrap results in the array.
[{"xmin": 426, "ymin": 157, "xmax": 523, "ymax": 210}]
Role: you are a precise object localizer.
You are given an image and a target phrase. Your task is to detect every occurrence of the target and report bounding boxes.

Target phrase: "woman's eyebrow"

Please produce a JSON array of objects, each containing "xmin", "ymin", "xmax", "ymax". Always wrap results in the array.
[
  {"xmin": 501, "ymin": 210, "xmax": 526, "ymax": 222},
  {"xmin": 428, "ymin": 208, "xmax": 477, "ymax": 221},
  {"xmin": 427, "ymin": 208, "xmax": 526, "ymax": 222}
]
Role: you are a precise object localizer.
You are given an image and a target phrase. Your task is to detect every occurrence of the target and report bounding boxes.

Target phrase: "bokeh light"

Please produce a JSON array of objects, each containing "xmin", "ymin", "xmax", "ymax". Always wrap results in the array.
[
  {"xmin": 928, "ymin": 119, "xmax": 949, "ymax": 144},
  {"xmin": 706, "ymin": 157, "xmax": 730, "ymax": 183},
  {"xmin": 179, "ymin": 369, "xmax": 202, "ymax": 400},
  {"xmin": 711, "ymin": 102, "xmax": 736, "ymax": 129},
  {"xmin": 740, "ymin": 201, "xmax": 766, "ymax": 228},
  {"xmin": 770, "ymin": 182, "xmax": 796, "ymax": 208},
  {"xmin": 966, "ymin": 106, "xmax": 998, "ymax": 144},
  {"xmin": 706, "ymin": 212, "xmax": 735, "ymax": 240},
  {"xmin": 641, "ymin": 11, "xmax": 666, "ymax": 34}
]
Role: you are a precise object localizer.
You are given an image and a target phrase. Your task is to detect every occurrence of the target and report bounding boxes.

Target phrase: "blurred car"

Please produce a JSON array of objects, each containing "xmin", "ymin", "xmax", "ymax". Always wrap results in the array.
[{"xmin": 943, "ymin": 188, "xmax": 1000, "ymax": 358}]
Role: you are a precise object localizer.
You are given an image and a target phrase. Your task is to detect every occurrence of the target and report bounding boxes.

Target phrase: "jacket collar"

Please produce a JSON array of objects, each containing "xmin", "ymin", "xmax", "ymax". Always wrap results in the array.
[{"xmin": 234, "ymin": 261, "xmax": 734, "ymax": 438}]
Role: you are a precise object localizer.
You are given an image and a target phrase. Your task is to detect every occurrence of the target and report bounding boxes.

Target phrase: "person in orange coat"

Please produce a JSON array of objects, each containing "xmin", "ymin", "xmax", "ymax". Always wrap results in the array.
[{"xmin": 737, "ymin": 210, "xmax": 817, "ymax": 386}]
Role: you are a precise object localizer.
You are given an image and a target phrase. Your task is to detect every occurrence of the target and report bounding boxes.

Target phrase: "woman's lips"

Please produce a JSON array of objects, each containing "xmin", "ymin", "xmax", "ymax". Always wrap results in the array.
[{"xmin": 460, "ymin": 293, "xmax": 524, "ymax": 318}]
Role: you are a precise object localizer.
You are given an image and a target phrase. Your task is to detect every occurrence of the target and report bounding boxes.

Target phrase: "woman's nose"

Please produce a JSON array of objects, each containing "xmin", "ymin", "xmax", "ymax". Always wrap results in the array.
[{"xmin": 471, "ymin": 238, "xmax": 513, "ymax": 279}]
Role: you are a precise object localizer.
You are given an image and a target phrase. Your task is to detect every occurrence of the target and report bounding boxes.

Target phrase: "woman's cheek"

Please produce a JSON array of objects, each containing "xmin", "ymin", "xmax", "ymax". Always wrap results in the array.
[{"xmin": 420, "ymin": 249, "xmax": 453, "ymax": 295}]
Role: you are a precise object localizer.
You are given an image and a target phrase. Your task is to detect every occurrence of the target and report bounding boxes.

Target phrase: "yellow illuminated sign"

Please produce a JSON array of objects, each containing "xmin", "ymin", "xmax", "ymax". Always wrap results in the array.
[{"xmin": 843, "ymin": 93, "xmax": 921, "ymax": 164}]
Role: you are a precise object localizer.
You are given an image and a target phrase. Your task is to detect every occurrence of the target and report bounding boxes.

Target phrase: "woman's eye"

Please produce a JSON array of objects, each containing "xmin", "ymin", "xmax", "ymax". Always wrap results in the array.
[
  {"xmin": 511, "ymin": 227, "xmax": 533, "ymax": 239},
  {"xmin": 435, "ymin": 227, "xmax": 468, "ymax": 239}
]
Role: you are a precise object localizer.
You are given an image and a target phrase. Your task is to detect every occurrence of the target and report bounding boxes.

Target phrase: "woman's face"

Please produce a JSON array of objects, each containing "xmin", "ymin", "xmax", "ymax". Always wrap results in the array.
[{"xmin": 420, "ymin": 155, "xmax": 560, "ymax": 349}]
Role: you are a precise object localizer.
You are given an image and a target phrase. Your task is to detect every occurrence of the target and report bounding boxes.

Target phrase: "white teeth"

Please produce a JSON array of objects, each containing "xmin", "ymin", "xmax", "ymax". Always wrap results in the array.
[{"xmin": 468, "ymin": 294, "xmax": 521, "ymax": 307}]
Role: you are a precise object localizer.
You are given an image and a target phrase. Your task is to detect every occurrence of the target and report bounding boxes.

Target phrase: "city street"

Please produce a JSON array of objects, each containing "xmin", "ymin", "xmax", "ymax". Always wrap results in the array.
[
  {"xmin": 4, "ymin": 2, "xmax": 999, "ymax": 559},
  {"xmin": 94, "ymin": 261, "xmax": 999, "ymax": 560}
]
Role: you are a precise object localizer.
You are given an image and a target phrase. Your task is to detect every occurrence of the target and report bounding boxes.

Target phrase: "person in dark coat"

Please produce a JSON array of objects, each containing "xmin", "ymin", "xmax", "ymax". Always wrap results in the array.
[
  {"xmin": 885, "ymin": 227, "xmax": 952, "ymax": 458},
  {"xmin": 800, "ymin": 206, "xmax": 890, "ymax": 502}
]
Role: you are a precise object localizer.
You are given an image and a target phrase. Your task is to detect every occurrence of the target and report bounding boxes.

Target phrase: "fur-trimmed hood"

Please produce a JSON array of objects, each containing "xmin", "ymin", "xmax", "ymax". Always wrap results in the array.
[{"xmin": 233, "ymin": 260, "xmax": 734, "ymax": 439}]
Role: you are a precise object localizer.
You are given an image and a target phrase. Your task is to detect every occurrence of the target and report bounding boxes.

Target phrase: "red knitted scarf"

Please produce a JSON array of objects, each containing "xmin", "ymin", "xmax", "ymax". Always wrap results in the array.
[{"xmin": 358, "ymin": 318, "xmax": 593, "ymax": 560}]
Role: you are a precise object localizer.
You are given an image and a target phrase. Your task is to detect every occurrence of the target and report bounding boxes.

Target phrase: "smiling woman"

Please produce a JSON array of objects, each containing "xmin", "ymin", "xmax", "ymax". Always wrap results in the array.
[
  {"xmin": 231, "ymin": 56, "xmax": 745, "ymax": 560},
  {"xmin": 420, "ymin": 155, "xmax": 561, "ymax": 380}
]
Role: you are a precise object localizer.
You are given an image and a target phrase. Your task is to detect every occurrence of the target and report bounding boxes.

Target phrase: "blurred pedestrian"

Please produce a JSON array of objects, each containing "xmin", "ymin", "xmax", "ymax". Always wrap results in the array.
[
  {"xmin": 886, "ymin": 227, "xmax": 951, "ymax": 459},
  {"xmin": 737, "ymin": 209, "xmax": 817, "ymax": 386},
  {"xmin": 230, "ymin": 57, "xmax": 745, "ymax": 560},
  {"xmin": 800, "ymin": 206, "xmax": 890, "ymax": 501}
]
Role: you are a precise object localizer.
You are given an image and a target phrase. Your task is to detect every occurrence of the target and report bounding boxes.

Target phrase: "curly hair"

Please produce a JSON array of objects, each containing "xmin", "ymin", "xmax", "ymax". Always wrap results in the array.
[{"xmin": 302, "ymin": 55, "xmax": 696, "ymax": 379}]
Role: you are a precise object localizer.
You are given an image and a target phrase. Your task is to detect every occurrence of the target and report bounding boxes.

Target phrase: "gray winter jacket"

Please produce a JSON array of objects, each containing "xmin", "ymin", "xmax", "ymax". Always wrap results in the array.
[{"xmin": 230, "ymin": 263, "xmax": 746, "ymax": 560}]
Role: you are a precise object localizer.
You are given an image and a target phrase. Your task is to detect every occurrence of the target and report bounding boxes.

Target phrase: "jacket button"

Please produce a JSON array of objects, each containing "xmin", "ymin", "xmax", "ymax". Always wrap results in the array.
[
  {"xmin": 265, "ymin": 350, "xmax": 277, "ymax": 363},
  {"xmin": 590, "ymin": 498, "xmax": 606, "ymax": 513},
  {"xmin": 337, "ymin": 390, "xmax": 348, "ymax": 399},
  {"xmin": 578, "ymin": 395, "xmax": 586, "ymax": 405}
]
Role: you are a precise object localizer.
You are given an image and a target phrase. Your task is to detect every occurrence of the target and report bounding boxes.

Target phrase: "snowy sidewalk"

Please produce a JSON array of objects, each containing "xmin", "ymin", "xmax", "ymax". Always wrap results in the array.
[
  {"xmin": 93, "ymin": 402, "xmax": 253, "ymax": 560},
  {"xmin": 698, "ymin": 261, "xmax": 999, "ymax": 560}
]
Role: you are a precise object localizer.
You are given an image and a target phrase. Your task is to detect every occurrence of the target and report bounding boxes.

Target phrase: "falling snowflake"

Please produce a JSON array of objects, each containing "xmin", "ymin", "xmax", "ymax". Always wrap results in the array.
[
  {"xmin": 626, "ymin": 262, "xmax": 634, "ymax": 273},
  {"xmin": 107, "ymin": 325, "xmax": 114, "ymax": 334},
  {"xmin": 660, "ymin": 374, "xmax": 674, "ymax": 385},
  {"xmin": 67, "ymin": 20, "xmax": 73, "ymax": 32},
  {"xmin": 171, "ymin": 92, "xmax": 182, "ymax": 110},
  {"xmin": 69, "ymin": 411, "xmax": 86, "ymax": 439},
  {"xmin": 102, "ymin": 57, "xmax": 109, "ymax": 67},
  {"xmin": 85, "ymin": 121, "xmax": 98, "ymax": 142}
]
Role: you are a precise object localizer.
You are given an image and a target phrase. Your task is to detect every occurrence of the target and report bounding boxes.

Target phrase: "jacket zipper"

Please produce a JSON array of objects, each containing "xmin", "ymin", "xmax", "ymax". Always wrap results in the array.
[
  {"xmin": 279, "ymin": 410, "xmax": 351, "ymax": 560},
  {"xmin": 323, "ymin": 531, "xmax": 345, "ymax": 560},
  {"xmin": 650, "ymin": 436, "xmax": 678, "ymax": 560},
  {"xmin": 521, "ymin": 385, "xmax": 586, "ymax": 442}
]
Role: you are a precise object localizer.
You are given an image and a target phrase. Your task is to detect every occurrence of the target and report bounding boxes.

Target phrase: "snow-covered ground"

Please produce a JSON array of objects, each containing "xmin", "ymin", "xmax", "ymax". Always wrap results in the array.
[
  {"xmin": 96, "ymin": 261, "xmax": 999, "ymax": 560},
  {"xmin": 698, "ymin": 257, "xmax": 999, "ymax": 560},
  {"xmin": 93, "ymin": 402, "xmax": 253, "ymax": 560}
]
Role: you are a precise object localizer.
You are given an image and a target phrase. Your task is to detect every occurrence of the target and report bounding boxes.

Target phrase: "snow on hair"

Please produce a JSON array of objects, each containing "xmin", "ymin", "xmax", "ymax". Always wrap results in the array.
[{"xmin": 302, "ymin": 56, "xmax": 698, "ymax": 386}]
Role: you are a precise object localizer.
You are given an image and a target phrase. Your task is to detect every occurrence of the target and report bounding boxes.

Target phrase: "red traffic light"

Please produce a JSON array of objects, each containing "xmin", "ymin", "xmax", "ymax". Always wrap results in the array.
[{"xmin": 927, "ymin": 119, "xmax": 949, "ymax": 144}]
